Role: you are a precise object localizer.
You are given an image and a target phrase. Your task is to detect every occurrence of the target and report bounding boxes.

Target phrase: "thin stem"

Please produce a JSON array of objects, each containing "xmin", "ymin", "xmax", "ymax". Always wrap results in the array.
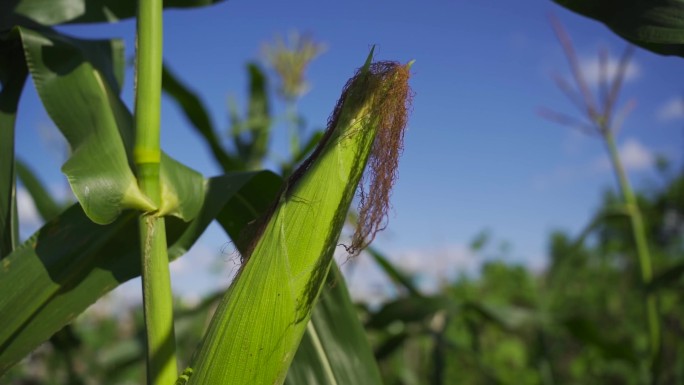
[
  {"xmin": 306, "ymin": 321, "xmax": 338, "ymax": 385},
  {"xmin": 286, "ymin": 100, "xmax": 300, "ymax": 158},
  {"xmin": 134, "ymin": 0, "xmax": 178, "ymax": 384},
  {"xmin": 603, "ymin": 130, "xmax": 660, "ymax": 366}
]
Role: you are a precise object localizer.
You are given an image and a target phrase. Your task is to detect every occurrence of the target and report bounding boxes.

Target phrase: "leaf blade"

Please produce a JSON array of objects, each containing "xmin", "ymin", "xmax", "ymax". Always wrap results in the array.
[
  {"xmin": 553, "ymin": 0, "xmax": 684, "ymax": 57},
  {"xmin": 2, "ymin": 0, "xmax": 226, "ymax": 29},
  {"xmin": 286, "ymin": 264, "xmax": 384, "ymax": 385},
  {"xmin": 0, "ymin": 171, "xmax": 280, "ymax": 374},
  {"xmin": 0, "ymin": 33, "xmax": 28, "ymax": 257}
]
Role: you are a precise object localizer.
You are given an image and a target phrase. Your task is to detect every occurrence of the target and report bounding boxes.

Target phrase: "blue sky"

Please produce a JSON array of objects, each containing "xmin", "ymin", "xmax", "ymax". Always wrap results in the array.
[{"xmin": 14, "ymin": 0, "xmax": 684, "ymax": 303}]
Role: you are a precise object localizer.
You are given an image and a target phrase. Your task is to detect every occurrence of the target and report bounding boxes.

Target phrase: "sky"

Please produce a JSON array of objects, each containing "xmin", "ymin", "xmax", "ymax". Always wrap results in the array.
[{"xmin": 13, "ymin": 0, "xmax": 684, "ymax": 305}]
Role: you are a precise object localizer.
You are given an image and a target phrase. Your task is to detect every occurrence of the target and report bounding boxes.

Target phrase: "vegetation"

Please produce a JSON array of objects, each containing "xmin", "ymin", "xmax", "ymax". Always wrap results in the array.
[
  {"xmin": 1, "ymin": 1, "xmax": 408, "ymax": 384},
  {"xmin": 1, "ymin": 0, "xmax": 683, "ymax": 385}
]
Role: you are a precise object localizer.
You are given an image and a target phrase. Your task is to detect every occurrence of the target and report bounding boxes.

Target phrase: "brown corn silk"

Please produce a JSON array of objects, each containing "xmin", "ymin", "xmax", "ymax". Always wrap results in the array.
[
  {"xmin": 240, "ymin": 60, "xmax": 412, "ymax": 262},
  {"xmin": 349, "ymin": 61, "xmax": 412, "ymax": 255}
]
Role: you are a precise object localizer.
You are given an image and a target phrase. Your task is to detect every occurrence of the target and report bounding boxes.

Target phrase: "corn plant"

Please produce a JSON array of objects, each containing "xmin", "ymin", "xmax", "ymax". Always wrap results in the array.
[
  {"xmin": 0, "ymin": 1, "xmax": 412, "ymax": 384},
  {"xmin": 540, "ymin": 19, "xmax": 662, "ymax": 381}
]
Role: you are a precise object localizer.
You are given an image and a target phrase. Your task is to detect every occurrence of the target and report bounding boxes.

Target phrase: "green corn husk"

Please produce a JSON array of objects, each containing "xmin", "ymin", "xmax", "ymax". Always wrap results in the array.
[{"xmin": 184, "ymin": 51, "xmax": 412, "ymax": 385}]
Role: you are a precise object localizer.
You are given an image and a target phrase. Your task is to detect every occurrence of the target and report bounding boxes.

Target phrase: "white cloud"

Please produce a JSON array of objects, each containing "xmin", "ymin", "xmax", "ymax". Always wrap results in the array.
[
  {"xmin": 340, "ymin": 245, "xmax": 478, "ymax": 307},
  {"xmin": 86, "ymin": 278, "xmax": 143, "ymax": 317},
  {"xmin": 577, "ymin": 55, "xmax": 640, "ymax": 86},
  {"xmin": 534, "ymin": 138, "xmax": 654, "ymax": 191},
  {"xmin": 393, "ymin": 245, "xmax": 478, "ymax": 284},
  {"xmin": 594, "ymin": 138, "xmax": 653, "ymax": 172},
  {"xmin": 656, "ymin": 97, "xmax": 684, "ymax": 122},
  {"xmin": 169, "ymin": 242, "xmax": 234, "ymax": 303},
  {"xmin": 16, "ymin": 187, "xmax": 43, "ymax": 236},
  {"xmin": 619, "ymin": 139, "xmax": 654, "ymax": 171}
]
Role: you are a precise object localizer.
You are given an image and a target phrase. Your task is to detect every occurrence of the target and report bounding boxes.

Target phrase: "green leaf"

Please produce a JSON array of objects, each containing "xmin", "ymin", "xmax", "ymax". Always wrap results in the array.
[
  {"xmin": 237, "ymin": 62, "xmax": 271, "ymax": 169},
  {"xmin": 365, "ymin": 295, "xmax": 457, "ymax": 330},
  {"xmin": 2, "ymin": 0, "xmax": 225, "ymax": 30},
  {"xmin": 0, "ymin": 170, "xmax": 281, "ymax": 375},
  {"xmin": 374, "ymin": 331, "xmax": 410, "ymax": 361},
  {"xmin": 19, "ymin": 27, "xmax": 154, "ymax": 224},
  {"xmin": 15, "ymin": 159, "xmax": 64, "ymax": 222},
  {"xmin": 563, "ymin": 316, "xmax": 639, "ymax": 364},
  {"xmin": 214, "ymin": 177, "xmax": 283, "ymax": 254},
  {"xmin": 0, "ymin": 34, "xmax": 28, "ymax": 257},
  {"xmin": 19, "ymin": 27, "xmax": 205, "ymax": 224},
  {"xmin": 646, "ymin": 260, "xmax": 684, "ymax": 292},
  {"xmin": 367, "ymin": 246, "xmax": 421, "ymax": 296},
  {"xmin": 158, "ymin": 153, "xmax": 205, "ymax": 220},
  {"xmin": 285, "ymin": 264, "xmax": 384, "ymax": 385},
  {"xmin": 464, "ymin": 301, "xmax": 538, "ymax": 332},
  {"xmin": 553, "ymin": 0, "xmax": 684, "ymax": 57}
]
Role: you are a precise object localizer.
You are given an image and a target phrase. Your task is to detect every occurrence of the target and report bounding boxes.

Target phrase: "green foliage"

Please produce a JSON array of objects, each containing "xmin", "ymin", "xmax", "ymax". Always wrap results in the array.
[
  {"xmin": 0, "ymin": 35, "xmax": 28, "ymax": 257},
  {"xmin": 1, "ymin": 1, "xmax": 397, "ymax": 383},
  {"xmin": 4, "ymin": 1, "xmax": 682, "ymax": 384},
  {"xmin": 0, "ymin": 171, "xmax": 278, "ymax": 374},
  {"xmin": 363, "ymin": 169, "xmax": 684, "ymax": 384},
  {"xmin": 185, "ymin": 54, "xmax": 412, "ymax": 384},
  {"xmin": 552, "ymin": 0, "xmax": 684, "ymax": 57},
  {"xmin": 1, "ymin": 0, "xmax": 225, "ymax": 30},
  {"xmin": 285, "ymin": 264, "xmax": 384, "ymax": 385}
]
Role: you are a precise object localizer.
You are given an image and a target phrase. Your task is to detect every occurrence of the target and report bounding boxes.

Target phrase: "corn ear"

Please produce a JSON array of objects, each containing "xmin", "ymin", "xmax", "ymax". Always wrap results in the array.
[{"xmin": 185, "ymin": 50, "xmax": 412, "ymax": 385}]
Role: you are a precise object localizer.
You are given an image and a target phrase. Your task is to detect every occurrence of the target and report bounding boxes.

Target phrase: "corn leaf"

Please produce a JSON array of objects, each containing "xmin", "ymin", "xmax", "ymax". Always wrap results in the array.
[
  {"xmin": 553, "ymin": 0, "xmax": 684, "ymax": 57},
  {"xmin": 1, "ymin": 0, "xmax": 225, "ymax": 30},
  {"xmin": 0, "ymin": 34, "xmax": 27, "ymax": 258},
  {"xmin": 0, "ymin": 170, "xmax": 280, "ymax": 375},
  {"xmin": 18, "ymin": 27, "xmax": 204, "ymax": 224},
  {"xmin": 562, "ymin": 316, "xmax": 639, "ymax": 364},
  {"xmin": 646, "ymin": 260, "xmax": 684, "ymax": 292},
  {"xmin": 163, "ymin": 61, "xmax": 273, "ymax": 172},
  {"xmin": 285, "ymin": 264, "xmax": 384, "ymax": 385},
  {"xmin": 373, "ymin": 331, "xmax": 410, "ymax": 361},
  {"xmin": 232, "ymin": 63, "xmax": 271, "ymax": 170},
  {"xmin": 367, "ymin": 246, "xmax": 421, "ymax": 296},
  {"xmin": 365, "ymin": 296, "xmax": 457, "ymax": 330}
]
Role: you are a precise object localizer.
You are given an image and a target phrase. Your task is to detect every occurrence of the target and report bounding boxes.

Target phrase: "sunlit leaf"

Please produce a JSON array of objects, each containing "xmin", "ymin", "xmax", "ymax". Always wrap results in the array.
[
  {"xmin": 19, "ymin": 27, "xmax": 153, "ymax": 224},
  {"xmin": 285, "ymin": 264, "xmax": 384, "ymax": 385},
  {"xmin": 19, "ymin": 27, "xmax": 204, "ymax": 224},
  {"xmin": 0, "ymin": 170, "xmax": 280, "ymax": 374}
]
